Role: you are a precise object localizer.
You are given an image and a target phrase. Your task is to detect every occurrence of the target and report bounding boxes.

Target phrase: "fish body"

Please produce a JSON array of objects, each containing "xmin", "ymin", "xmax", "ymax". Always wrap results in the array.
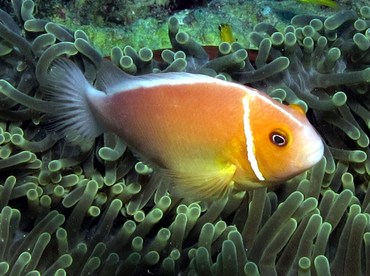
[
  {"xmin": 42, "ymin": 59, "xmax": 324, "ymax": 199},
  {"xmin": 296, "ymin": 0, "xmax": 337, "ymax": 8},
  {"xmin": 219, "ymin": 23, "xmax": 236, "ymax": 43}
]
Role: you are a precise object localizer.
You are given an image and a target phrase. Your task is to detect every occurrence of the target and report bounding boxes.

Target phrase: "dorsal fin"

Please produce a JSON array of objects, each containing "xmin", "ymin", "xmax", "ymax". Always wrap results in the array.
[
  {"xmin": 95, "ymin": 59, "xmax": 135, "ymax": 94},
  {"xmin": 95, "ymin": 59, "xmax": 228, "ymax": 96}
]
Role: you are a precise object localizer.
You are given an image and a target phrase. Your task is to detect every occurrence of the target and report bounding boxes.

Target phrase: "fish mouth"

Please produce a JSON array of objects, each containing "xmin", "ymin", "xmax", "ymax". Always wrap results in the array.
[
  {"xmin": 305, "ymin": 140, "xmax": 325, "ymax": 167},
  {"xmin": 275, "ymin": 140, "xmax": 324, "ymax": 182},
  {"xmin": 262, "ymin": 138, "xmax": 325, "ymax": 183}
]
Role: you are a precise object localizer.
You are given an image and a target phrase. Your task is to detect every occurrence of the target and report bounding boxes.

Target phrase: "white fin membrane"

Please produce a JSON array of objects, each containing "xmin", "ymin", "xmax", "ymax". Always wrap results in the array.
[
  {"xmin": 95, "ymin": 59, "xmax": 135, "ymax": 94},
  {"xmin": 95, "ymin": 58, "xmax": 224, "ymax": 95},
  {"xmin": 40, "ymin": 58, "xmax": 104, "ymax": 141}
]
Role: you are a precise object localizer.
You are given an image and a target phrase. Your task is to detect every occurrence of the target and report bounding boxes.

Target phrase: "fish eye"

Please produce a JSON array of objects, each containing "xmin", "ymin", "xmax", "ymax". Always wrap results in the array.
[{"xmin": 270, "ymin": 130, "xmax": 288, "ymax": 147}]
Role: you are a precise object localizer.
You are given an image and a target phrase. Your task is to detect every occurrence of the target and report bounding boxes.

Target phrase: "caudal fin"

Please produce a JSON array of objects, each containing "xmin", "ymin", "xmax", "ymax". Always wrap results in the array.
[{"xmin": 40, "ymin": 58, "xmax": 104, "ymax": 142}]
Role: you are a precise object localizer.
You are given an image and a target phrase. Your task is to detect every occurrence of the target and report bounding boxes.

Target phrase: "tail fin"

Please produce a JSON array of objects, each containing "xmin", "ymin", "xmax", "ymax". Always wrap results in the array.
[{"xmin": 40, "ymin": 58, "xmax": 104, "ymax": 142}]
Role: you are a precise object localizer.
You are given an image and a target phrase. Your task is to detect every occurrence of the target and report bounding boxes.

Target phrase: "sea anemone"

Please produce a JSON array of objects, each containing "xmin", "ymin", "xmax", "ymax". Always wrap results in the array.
[{"xmin": 0, "ymin": 0, "xmax": 369, "ymax": 275}]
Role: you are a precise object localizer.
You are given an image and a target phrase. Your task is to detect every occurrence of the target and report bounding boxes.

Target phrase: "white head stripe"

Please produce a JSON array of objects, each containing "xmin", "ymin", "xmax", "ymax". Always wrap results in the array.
[
  {"xmin": 242, "ymin": 96, "xmax": 265, "ymax": 181},
  {"xmin": 242, "ymin": 86, "xmax": 304, "ymax": 127}
]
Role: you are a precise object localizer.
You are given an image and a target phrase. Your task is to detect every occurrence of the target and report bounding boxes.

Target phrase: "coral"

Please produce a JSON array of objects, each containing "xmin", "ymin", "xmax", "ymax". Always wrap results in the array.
[{"xmin": 0, "ymin": 0, "xmax": 370, "ymax": 275}]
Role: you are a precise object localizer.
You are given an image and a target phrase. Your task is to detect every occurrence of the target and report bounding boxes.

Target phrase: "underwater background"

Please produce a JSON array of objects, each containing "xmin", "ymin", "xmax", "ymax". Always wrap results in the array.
[{"xmin": 1, "ymin": 0, "xmax": 370, "ymax": 275}]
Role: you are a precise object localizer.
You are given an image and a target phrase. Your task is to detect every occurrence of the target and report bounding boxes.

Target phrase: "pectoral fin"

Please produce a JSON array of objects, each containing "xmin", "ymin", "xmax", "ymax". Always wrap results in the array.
[{"xmin": 160, "ymin": 163, "xmax": 237, "ymax": 200}]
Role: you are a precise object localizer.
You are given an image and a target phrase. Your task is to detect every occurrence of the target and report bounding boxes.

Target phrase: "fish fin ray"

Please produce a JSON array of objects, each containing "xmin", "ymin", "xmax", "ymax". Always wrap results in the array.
[
  {"xmin": 95, "ymin": 59, "xmax": 134, "ymax": 93},
  {"xmin": 40, "ymin": 58, "xmax": 104, "ymax": 142},
  {"xmin": 96, "ymin": 59, "xmax": 222, "ymax": 95},
  {"xmin": 160, "ymin": 163, "xmax": 236, "ymax": 200}
]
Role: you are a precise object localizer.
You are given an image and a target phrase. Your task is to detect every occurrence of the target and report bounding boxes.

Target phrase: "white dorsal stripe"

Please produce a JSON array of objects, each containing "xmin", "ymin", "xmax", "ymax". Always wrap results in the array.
[
  {"xmin": 109, "ymin": 72, "xmax": 302, "ymax": 129},
  {"xmin": 242, "ymin": 96, "xmax": 265, "ymax": 181},
  {"xmin": 109, "ymin": 72, "xmax": 227, "ymax": 94}
]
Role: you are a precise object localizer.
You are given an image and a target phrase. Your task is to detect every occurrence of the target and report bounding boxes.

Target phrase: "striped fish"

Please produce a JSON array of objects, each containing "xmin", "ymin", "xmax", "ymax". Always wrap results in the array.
[{"xmin": 41, "ymin": 58, "xmax": 324, "ymax": 199}]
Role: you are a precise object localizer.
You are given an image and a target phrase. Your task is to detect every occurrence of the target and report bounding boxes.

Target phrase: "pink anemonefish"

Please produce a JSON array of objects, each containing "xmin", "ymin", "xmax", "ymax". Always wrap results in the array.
[{"xmin": 41, "ymin": 58, "xmax": 324, "ymax": 199}]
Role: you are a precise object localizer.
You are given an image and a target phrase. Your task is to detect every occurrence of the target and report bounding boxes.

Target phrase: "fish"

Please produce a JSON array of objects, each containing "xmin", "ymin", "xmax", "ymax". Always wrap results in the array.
[
  {"xmin": 296, "ymin": 0, "xmax": 337, "ymax": 8},
  {"xmin": 218, "ymin": 23, "xmax": 236, "ymax": 43},
  {"xmin": 41, "ymin": 58, "xmax": 324, "ymax": 199}
]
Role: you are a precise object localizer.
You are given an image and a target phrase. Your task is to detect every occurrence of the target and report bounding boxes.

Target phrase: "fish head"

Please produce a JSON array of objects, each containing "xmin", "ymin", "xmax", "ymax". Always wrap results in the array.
[{"xmin": 245, "ymin": 92, "xmax": 324, "ymax": 183}]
